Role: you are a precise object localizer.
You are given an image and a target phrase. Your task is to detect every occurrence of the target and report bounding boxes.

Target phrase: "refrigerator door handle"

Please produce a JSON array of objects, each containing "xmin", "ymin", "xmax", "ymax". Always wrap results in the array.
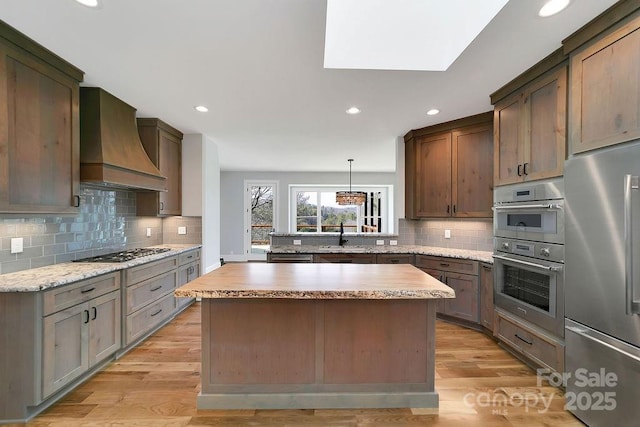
[
  {"xmin": 567, "ymin": 325, "xmax": 640, "ymax": 363},
  {"xmin": 624, "ymin": 174, "xmax": 640, "ymax": 315}
]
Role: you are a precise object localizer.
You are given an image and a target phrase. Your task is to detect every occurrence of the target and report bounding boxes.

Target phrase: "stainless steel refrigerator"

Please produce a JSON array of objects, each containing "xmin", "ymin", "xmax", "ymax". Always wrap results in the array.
[{"xmin": 564, "ymin": 140, "xmax": 640, "ymax": 425}]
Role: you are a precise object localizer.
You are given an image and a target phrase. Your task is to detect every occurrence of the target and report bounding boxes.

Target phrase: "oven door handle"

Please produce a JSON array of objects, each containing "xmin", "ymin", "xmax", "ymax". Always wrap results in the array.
[
  {"xmin": 492, "ymin": 203, "xmax": 561, "ymax": 211},
  {"xmin": 492, "ymin": 255, "xmax": 563, "ymax": 272}
]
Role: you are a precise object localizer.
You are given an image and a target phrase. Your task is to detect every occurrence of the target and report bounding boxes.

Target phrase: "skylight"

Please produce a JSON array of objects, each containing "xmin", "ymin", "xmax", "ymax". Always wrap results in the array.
[{"xmin": 324, "ymin": 0, "xmax": 509, "ymax": 71}]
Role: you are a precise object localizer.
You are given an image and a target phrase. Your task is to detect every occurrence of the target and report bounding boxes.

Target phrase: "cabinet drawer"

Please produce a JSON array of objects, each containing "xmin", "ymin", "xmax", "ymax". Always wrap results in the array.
[
  {"xmin": 125, "ymin": 256, "xmax": 178, "ymax": 285},
  {"xmin": 495, "ymin": 311, "xmax": 564, "ymax": 372},
  {"xmin": 126, "ymin": 292, "xmax": 176, "ymax": 345},
  {"xmin": 376, "ymin": 254, "xmax": 414, "ymax": 264},
  {"xmin": 44, "ymin": 272, "xmax": 120, "ymax": 316},
  {"xmin": 415, "ymin": 255, "xmax": 478, "ymax": 275},
  {"xmin": 126, "ymin": 270, "xmax": 177, "ymax": 314},
  {"xmin": 179, "ymin": 250, "xmax": 200, "ymax": 265},
  {"xmin": 313, "ymin": 254, "xmax": 375, "ymax": 263}
]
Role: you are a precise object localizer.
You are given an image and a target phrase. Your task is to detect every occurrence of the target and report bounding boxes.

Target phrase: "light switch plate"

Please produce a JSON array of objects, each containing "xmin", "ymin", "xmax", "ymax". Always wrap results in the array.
[
  {"xmin": 178, "ymin": 226, "xmax": 187, "ymax": 235},
  {"xmin": 146, "ymin": 227, "xmax": 152, "ymax": 237},
  {"xmin": 10, "ymin": 237, "xmax": 23, "ymax": 254},
  {"xmin": 389, "ymin": 240, "xmax": 398, "ymax": 246},
  {"xmin": 293, "ymin": 239, "xmax": 302, "ymax": 245},
  {"xmin": 444, "ymin": 229, "xmax": 451, "ymax": 239},
  {"xmin": 376, "ymin": 240, "xmax": 384, "ymax": 245}
]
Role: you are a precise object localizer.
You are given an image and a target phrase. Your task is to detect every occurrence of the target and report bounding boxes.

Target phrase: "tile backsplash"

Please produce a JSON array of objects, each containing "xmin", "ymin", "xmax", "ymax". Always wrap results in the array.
[
  {"xmin": 163, "ymin": 216, "xmax": 203, "ymax": 245},
  {"xmin": 0, "ymin": 185, "xmax": 201, "ymax": 275},
  {"xmin": 398, "ymin": 218, "xmax": 493, "ymax": 252}
]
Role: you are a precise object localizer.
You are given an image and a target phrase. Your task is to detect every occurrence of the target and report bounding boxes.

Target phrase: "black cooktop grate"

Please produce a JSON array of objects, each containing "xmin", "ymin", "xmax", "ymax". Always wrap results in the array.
[{"xmin": 73, "ymin": 247, "xmax": 171, "ymax": 263}]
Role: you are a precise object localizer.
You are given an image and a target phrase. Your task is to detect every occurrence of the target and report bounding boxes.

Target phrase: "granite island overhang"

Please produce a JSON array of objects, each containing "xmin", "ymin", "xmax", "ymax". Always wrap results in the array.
[{"xmin": 175, "ymin": 263, "xmax": 455, "ymax": 410}]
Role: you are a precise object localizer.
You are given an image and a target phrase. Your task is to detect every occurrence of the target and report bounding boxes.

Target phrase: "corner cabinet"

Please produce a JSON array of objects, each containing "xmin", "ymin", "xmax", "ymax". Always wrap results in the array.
[
  {"xmin": 136, "ymin": 119, "xmax": 183, "ymax": 216},
  {"xmin": 568, "ymin": 10, "xmax": 640, "ymax": 153},
  {"xmin": 493, "ymin": 63, "xmax": 567, "ymax": 186},
  {"xmin": 479, "ymin": 263, "xmax": 494, "ymax": 332},
  {"xmin": 405, "ymin": 113, "xmax": 493, "ymax": 219},
  {"xmin": 0, "ymin": 21, "xmax": 83, "ymax": 213}
]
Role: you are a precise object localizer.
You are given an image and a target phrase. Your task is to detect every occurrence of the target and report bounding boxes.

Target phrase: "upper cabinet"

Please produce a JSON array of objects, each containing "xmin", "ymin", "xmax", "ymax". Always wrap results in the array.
[
  {"xmin": 568, "ymin": 9, "xmax": 640, "ymax": 153},
  {"xmin": 0, "ymin": 21, "xmax": 83, "ymax": 213},
  {"xmin": 136, "ymin": 119, "xmax": 183, "ymax": 216},
  {"xmin": 492, "ymin": 57, "xmax": 567, "ymax": 187},
  {"xmin": 405, "ymin": 113, "xmax": 493, "ymax": 219}
]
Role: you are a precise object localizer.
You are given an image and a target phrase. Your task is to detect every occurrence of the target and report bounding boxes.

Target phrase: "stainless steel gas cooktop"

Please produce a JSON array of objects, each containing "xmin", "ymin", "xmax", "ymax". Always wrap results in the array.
[{"xmin": 73, "ymin": 247, "xmax": 171, "ymax": 263}]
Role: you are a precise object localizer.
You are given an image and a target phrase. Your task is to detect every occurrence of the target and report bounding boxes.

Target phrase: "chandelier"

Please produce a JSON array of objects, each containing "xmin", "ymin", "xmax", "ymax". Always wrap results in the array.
[{"xmin": 336, "ymin": 159, "xmax": 367, "ymax": 205}]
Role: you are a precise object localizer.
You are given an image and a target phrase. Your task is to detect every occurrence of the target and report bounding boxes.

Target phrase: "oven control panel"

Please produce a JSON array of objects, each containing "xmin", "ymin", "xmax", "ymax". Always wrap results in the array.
[{"xmin": 494, "ymin": 237, "xmax": 564, "ymax": 263}]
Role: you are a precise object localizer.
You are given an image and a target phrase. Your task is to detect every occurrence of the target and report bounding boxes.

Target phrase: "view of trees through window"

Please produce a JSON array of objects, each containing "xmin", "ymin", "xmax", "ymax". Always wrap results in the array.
[
  {"xmin": 296, "ymin": 191, "xmax": 358, "ymax": 232},
  {"xmin": 250, "ymin": 186, "xmax": 274, "ymax": 247}
]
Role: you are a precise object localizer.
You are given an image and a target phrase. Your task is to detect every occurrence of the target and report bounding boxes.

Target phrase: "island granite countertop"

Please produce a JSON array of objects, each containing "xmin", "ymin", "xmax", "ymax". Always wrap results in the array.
[
  {"xmin": 269, "ymin": 245, "xmax": 493, "ymax": 264},
  {"xmin": 175, "ymin": 263, "xmax": 455, "ymax": 300},
  {"xmin": 0, "ymin": 244, "xmax": 202, "ymax": 293}
]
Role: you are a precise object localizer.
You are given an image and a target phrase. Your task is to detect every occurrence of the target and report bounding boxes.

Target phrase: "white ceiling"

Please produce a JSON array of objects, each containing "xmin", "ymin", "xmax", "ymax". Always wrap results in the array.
[{"xmin": 0, "ymin": 0, "xmax": 619, "ymax": 172}]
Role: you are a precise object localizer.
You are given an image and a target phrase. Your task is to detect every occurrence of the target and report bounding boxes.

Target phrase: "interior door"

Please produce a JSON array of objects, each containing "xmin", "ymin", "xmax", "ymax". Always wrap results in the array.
[{"xmin": 245, "ymin": 181, "xmax": 277, "ymax": 261}]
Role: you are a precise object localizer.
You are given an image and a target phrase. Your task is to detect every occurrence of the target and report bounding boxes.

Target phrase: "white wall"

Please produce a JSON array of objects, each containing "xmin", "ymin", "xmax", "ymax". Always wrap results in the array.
[
  {"xmin": 183, "ymin": 134, "xmax": 221, "ymax": 273},
  {"xmin": 220, "ymin": 170, "xmax": 397, "ymax": 259}
]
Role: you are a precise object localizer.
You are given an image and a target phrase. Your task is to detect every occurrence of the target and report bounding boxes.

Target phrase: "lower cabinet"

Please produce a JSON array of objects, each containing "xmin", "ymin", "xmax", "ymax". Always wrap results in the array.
[
  {"xmin": 479, "ymin": 263, "xmax": 494, "ymax": 332},
  {"xmin": 415, "ymin": 255, "xmax": 480, "ymax": 323},
  {"xmin": 123, "ymin": 256, "xmax": 179, "ymax": 346},
  {"xmin": 495, "ymin": 308, "xmax": 564, "ymax": 373},
  {"xmin": 43, "ymin": 289, "xmax": 121, "ymax": 398},
  {"xmin": 313, "ymin": 253, "xmax": 376, "ymax": 263},
  {"xmin": 177, "ymin": 249, "xmax": 201, "ymax": 310},
  {"xmin": 42, "ymin": 273, "xmax": 121, "ymax": 398}
]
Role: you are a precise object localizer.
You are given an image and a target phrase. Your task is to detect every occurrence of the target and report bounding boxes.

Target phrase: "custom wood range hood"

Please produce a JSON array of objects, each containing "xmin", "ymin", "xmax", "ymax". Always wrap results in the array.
[{"xmin": 79, "ymin": 87, "xmax": 166, "ymax": 191}]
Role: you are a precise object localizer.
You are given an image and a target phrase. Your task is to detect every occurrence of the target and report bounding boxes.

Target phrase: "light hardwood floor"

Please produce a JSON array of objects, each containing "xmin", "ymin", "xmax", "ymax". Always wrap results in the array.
[{"xmin": 17, "ymin": 302, "xmax": 584, "ymax": 426}]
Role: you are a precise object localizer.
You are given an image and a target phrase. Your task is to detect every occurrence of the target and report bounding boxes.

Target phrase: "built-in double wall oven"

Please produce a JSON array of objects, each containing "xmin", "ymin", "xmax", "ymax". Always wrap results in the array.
[{"xmin": 493, "ymin": 178, "xmax": 565, "ymax": 337}]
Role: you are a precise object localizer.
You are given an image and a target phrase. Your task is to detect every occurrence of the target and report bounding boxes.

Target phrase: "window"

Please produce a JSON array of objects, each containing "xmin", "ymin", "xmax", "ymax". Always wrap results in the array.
[{"xmin": 290, "ymin": 186, "xmax": 392, "ymax": 233}]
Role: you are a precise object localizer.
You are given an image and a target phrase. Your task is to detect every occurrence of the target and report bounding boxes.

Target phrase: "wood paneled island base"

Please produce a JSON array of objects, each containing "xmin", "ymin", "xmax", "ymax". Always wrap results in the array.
[{"xmin": 175, "ymin": 263, "xmax": 455, "ymax": 410}]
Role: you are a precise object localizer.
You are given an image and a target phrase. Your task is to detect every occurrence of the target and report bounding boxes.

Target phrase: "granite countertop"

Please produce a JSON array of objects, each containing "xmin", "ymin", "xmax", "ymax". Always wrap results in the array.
[
  {"xmin": 0, "ymin": 244, "xmax": 202, "ymax": 293},
  {"xmin": 175, "ymin": 263, "xmax": 455, "ymax": 300},
  {"xmin": 269, "ymin": 245, "xmax": 493, "ymax": 264}
]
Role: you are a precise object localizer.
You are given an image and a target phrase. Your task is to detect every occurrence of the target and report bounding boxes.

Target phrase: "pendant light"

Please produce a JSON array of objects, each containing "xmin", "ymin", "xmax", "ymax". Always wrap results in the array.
[{"xmin": 336, "ymin": 159, "xmax": 367, "ymax": 205}]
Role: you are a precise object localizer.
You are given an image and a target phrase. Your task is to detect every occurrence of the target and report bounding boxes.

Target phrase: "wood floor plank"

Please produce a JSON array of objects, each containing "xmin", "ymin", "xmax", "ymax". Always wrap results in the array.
[{"xmin": 20, "ymin": 302, "xmax": 584, "ymax": 426}]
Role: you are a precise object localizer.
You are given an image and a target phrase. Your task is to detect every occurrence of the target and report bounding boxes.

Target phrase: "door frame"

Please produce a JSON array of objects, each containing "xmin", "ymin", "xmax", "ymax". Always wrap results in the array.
[{"xmin": 244, "ymin": 180, "xmax": 279, "ymax": 261}]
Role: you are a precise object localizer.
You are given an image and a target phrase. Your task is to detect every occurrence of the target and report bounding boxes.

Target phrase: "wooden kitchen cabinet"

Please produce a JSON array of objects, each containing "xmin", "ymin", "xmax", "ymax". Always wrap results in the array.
[
  {"xmin": 404, "ymin": 113, "xmax": 493, "ymax": 219},
  {"xmin": 493, "ymin": 63, "xmax": 567, "ymax": 186},
  {"xmin": 176, "ymin": 249, "xmax": 201, "ymax": 310},
  {"xmin": 479, "ymin": 263, "xmax": 494, "ymax": 332},
  {"xmin": 568, "ymin": 11, "xmax": 640, "ymax": 153},
  {"xmin": 376, "ymin": 254, "xmax": 414, "ymax": 264},
  {"xmin": 313, "ymin": 253, "xmax": 376, "ymax": 263},
  {"xmin": 136, "ymin": 118, "xmax": 183, "ymax": 216},
  {"xmin": 415, "ymin": 255, "xmax": 479, "ymax": 323},
  {"xmin": 0, "ymin": 22, "xmax": 83, "ymax": 213},
  {"xmin": 41, "ymin": 273, "xmax": 121, "ymax": 398}
]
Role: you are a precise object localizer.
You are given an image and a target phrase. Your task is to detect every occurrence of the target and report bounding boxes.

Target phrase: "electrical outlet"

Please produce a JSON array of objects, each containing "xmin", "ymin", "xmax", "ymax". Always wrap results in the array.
[
  {"xmin": 389, "ymin": 240, "xmax": 398, "ymax": 246},
  {"xmin": 293, "ymin": 239, "xmax": 302, "ymax": 245},
  {"xmin": 146, "ymin": 227, "xmax": 152, "ymax": 237},
  {"xmin": 444, "ymin": 229, "xmax": 451, "ymax": 239},
  {"xmin": 376, "ymin": 240, "xmax": 384, "ymax": 246},
  {"xmin": 178, "ymin": 226, "xmax": 187, "ymax": 235},
  {"xmin": 10, "ymin": 237, "xmax": 23, "ymax": 254}
]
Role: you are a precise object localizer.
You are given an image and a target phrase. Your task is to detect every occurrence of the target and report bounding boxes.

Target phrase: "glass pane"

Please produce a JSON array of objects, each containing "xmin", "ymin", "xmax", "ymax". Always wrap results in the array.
[
  {"xmin": 250, "ymin": 185, "xmax": 273, "ymax": 254},
  {"xmin": 502, "ymin": 265, "xmax": 550, "ymax": 312},
  {"xmin": 506, "ymin": 213, "xmax": 542, "ymax": 228},
  {"xmin": 320, "ymin": 192, "xmax": 357, "ymax": 232},
  {"xmin": 296, "ymin": 192, "xmax": 318, "ymax": 232}
]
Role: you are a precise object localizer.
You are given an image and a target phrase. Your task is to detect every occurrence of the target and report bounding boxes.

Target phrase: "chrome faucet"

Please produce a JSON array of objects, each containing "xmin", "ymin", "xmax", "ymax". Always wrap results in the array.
[{"xmin": 339, "ymin": 222, "xmax": 348, "ymax": 246}]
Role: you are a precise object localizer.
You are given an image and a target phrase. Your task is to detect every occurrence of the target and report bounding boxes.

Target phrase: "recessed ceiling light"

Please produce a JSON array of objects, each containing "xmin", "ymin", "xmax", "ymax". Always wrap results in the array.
[
  {"xmin": 538, "ymin": 0, "xmax": 570, "ymax": 17},
  {"xmin": 427, "ymin": 109, "xmax": 440, "ymax": 116},
  {"xmin": 194, "ymin": 105, "xmax": 209, "ymax": 113},
  {"xmin": 346, "ymin": 107, "xmax": 361, "ymax": 115},
  {"xmin": 75, "ymin": 0, "xmax": 100, "ymax": 8}
]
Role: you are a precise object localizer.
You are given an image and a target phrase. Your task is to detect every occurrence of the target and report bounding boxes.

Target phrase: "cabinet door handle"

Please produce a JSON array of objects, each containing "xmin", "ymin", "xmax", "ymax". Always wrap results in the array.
[
  {"xmin": 151, "ymin": 309, "xmax": 163, "ymax": 317},
  {"xmin": 515, "ymin": 333, "xmax": 533, "ymax": 346},
  {"xmin": 84, "ymin": 310, "xmax": 90, "ymax": 324},
  {"xmin": 91, "ymin": 306, "xmax": 97, "ymax": 320},
  {"xmin": 517, "ymin": 164, "xmax": 523, "ymax": 176},
  {"xmin": 186, "ymin": 255, "xmax": 194, "ymax": 259},
  {"xmin": 73, "ymin": 195, "xmax": 80, "ymax": 207},
  {"xmin": 81, "ymin": 287, "xmax": 96, "ymax": 294},
  {"xmin": 523, "ymin": 162, "xmax": 529, "ymax": 175},
  {"xmin": 439, "ymin": 263, "xmax": 450, "ymax": 267},
  {"xmin": 150, "ymin": 285, "xmax": 163, "ymax": 292},
  {"xmin": 453, "ymin": 205, "xmax": 456, "ymax": 214},
  {"xmin": 446, "ymin": 205, "xmax": 450, "ymax": 213},
  {"xmin": 160, "ymin": 202, "xmax": 164, "ymax": 211},
  {"xmin": 482, "ymin": 265, "xmax": 492, "ymax": 271}
]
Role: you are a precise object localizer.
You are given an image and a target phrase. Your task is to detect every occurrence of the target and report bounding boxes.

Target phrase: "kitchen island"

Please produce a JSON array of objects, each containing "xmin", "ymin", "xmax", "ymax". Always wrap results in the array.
[{"xmin": 174, "ymin": 262, "xmax": 455, "ymax": 410}]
